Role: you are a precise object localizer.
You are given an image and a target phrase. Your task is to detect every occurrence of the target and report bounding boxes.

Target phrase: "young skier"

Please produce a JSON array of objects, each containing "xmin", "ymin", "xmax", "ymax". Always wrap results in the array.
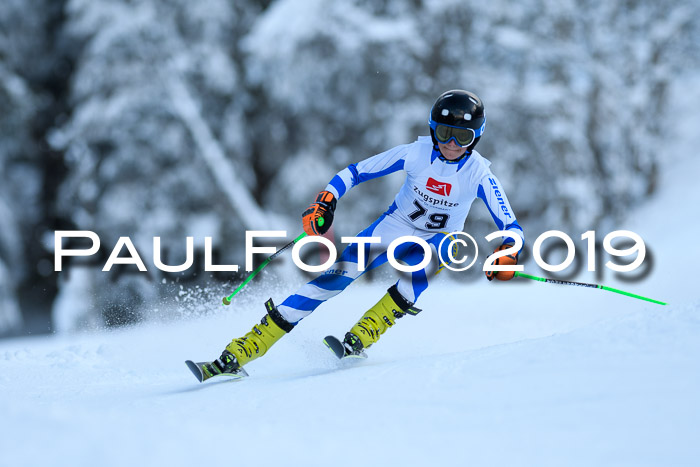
[{"xmin": 189, "ymin": 90, "xmax": 524, "ymax": 380}]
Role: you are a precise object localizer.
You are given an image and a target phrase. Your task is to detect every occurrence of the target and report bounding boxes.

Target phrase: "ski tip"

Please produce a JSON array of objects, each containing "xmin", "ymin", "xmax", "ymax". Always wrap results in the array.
[
  {"xmin": 185, "ymin": 360, "xmax": 204, "ymax": 383},
  {"xmin": 186, "ymin": 359, "xmax": 249, "ymax": 383},
  {"xmin": 323, "ymin": 335, "xmax": 341, "ymax": 349},
  {"xmin": 323, "ymin": 335, "xmax": 368, "ymax": 360},
  {"xmin": 323, "ymin": 335, "xmax": 346, "ymax": 360}
]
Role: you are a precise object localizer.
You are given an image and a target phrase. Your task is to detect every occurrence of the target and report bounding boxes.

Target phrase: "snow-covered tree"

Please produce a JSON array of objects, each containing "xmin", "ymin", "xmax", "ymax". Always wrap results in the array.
[
  {"xmin": 50, "ymin": 0, "xmax": 280, "ymax": 327},
  {"xmin": 473, "ymin": 0, "xmax": 700, "ymax": 232},
  {"xmin": 0, "ymin": 56, "xmax": 33, "ymax": 332},
  {"xmin": 0, "ymin": 0, "xmax": 66, "ymax": 334}
]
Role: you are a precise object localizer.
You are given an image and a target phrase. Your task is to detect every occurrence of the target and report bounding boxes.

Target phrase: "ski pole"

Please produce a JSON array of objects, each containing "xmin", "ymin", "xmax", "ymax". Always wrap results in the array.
[
  {"xmin": 222, "ymin": 232, "xmax": 307, "ymax": 305},
  {"xmin": 513, "ymin": 271, "xmax": 667, "ymax": 305},
  {"xmin": 515, "ymin": 271, "xmax": 668, "ymax": 305}
]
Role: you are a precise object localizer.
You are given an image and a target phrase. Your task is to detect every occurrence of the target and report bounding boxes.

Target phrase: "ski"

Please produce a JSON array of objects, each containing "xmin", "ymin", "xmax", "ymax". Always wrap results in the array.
[
  {"xmin": 323, "ymin": 335, "xmax": 367, "ymax": 360},
  {"xmin": 185, "ymin": 359, "xmax": 249, "ymax": 383}
]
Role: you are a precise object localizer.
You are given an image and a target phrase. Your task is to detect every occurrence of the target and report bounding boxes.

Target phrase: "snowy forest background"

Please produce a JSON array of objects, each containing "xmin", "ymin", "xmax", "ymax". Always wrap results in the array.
[{"xmin": 1, "ymin": 0, "xmax": 699, "ymax": 337}]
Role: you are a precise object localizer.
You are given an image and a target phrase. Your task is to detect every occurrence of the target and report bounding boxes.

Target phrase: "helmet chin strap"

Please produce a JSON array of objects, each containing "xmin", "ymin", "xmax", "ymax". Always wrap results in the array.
[
  {"xmin": 440, "ymin": 148, "xmax": 470, "ymax": 163},
  {"xmin": 430, "ymin": 145, "xmax": 470, "ymax": 165}
]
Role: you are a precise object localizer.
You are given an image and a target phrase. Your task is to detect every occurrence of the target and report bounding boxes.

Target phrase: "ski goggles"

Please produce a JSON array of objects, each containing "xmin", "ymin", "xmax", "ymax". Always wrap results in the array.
[{"xmin": 430, "ymin": 119, "xmax": 486, "ymax": 147}]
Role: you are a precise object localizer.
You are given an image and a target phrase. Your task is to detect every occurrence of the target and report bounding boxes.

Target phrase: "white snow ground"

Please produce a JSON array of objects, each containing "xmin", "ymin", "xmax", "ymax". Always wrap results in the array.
[{"xmin": 2, "ymin": 90, "xmax": 700, "ymax": 466}]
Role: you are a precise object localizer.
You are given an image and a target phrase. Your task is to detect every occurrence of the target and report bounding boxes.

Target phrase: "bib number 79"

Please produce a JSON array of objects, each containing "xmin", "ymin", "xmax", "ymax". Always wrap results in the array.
[{"xmin": 408, "ymin": 200, "xmax": 449, "ymax": 230}]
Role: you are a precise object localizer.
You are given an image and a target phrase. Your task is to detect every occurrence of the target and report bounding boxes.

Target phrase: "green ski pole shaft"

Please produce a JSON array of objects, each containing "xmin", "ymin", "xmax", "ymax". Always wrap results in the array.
[
  {"xmin": 514, "ymin": 271, "xmax": 667, "ymax": 306},
  {"xmin": 222, "ymin": 232, "xmax": 307, "ymax": 305}
]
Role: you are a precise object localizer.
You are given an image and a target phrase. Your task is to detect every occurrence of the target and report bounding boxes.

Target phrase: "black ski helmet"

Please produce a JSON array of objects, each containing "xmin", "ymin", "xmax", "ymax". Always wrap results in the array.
[{"xmin": 429, "ymin": 90, "xmax": 486, "ymax": 153}]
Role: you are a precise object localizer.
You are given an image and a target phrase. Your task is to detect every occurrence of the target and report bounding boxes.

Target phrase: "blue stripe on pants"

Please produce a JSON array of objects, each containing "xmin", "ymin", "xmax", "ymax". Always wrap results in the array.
[{"xmin": 277, "ymin": 212, "xmax": 450, "ymax": 324}]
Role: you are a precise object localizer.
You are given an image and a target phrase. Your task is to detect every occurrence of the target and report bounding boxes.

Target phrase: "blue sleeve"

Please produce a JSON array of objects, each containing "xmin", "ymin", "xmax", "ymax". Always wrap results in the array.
[
  {"xmin": 325, "ymin": 144, "xmax": 410, "ymax": 199},
  {"xmin": 476, "ymin": 174, "xmax": 524, "ymax": 247}
]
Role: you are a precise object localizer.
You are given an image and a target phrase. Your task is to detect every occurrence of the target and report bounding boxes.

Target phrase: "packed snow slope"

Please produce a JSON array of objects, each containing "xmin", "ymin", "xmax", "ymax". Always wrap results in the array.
[
  {"xmin": 2, "ymin": 92, "xmax": 700, "ymax": 466},
  {"xmin": 3, "ymin": 275, "xmax": 699, "ymax": 467}
]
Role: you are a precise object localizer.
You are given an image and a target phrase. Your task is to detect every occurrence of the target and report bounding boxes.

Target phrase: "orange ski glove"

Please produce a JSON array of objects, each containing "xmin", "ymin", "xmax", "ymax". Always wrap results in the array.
[
  {"xmin": 302, "ymin": 190, "xmax": 337, "ymax": 236},
  {"xmin": 485, "ymin": 244, "xmax": 519, "ymax": 281}
]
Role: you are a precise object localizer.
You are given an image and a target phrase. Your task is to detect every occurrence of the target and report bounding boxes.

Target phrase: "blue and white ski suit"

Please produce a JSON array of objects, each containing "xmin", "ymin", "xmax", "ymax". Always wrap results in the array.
[{"xmin": 277, "ymin": 136, "xmax": 524, "ymax": 324}]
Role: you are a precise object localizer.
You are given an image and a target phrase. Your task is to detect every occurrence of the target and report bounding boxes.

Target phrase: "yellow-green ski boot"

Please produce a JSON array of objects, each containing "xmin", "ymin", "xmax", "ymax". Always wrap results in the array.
[
  {"xmin": 186, "ymin": 298, "xmax": 294, "ymax": 382},
  {"xmin": 325, "ymin": 285, "xmax": 421, "ymax": 359}
]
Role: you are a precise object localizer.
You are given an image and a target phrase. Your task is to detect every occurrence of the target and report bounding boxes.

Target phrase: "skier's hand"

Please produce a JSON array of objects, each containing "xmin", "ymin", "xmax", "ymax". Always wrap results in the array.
[
  {"xmin": 485, "ymin": 244, "xmax": 518, "ymax": 281},
  {"xmin": 302, "ymin": 190, "xmax": 337, "ymax": 236}
]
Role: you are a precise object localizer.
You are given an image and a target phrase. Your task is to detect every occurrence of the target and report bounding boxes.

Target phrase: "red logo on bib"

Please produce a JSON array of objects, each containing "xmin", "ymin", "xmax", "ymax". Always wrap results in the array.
[{"xmin": 426, "ymin": 177, "xmax": 452, "ymax": 196}]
